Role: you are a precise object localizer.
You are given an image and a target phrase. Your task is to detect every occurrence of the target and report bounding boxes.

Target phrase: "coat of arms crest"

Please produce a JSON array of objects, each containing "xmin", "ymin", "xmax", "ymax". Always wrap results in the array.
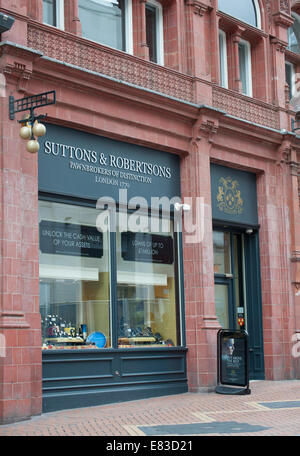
[{"xmin": 216, "ymin": 176, "xmax": 244, "ymax": 215}]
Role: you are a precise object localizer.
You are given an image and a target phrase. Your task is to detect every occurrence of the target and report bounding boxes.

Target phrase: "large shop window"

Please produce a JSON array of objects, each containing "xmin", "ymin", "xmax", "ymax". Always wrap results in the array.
[
  {"xmin": 39, "ymin": 201, "xmax": 182, "ymax": 350},
  {"xmin": 117, "ymin": 213, "xmax": 180, "ymax": 348},
  {"xmin": 43, "ymin": 0, "xmax": 64, "ymax": 29},
  {"xmin": 39, "ymin": 200, "xmax": 111, "ymax": 349},
  {"xmin": 78, "ymin": 0, "xmax": 133, "ymax": 53}
]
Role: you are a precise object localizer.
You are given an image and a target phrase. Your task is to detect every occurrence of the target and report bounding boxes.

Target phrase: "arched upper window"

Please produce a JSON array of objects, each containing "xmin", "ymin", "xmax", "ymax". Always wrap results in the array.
[
  {"xmin": 218, "ymin": 0, "xmax": 261, "ymax": 28},
  {"xmin": 287, "ymin": 13, "xmax": 300, "ymax": 54}
]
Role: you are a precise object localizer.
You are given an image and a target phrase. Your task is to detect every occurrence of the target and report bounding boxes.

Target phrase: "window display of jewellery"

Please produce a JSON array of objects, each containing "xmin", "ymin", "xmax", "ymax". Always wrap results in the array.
[
  {"xmin": 41, "ymin": 314, "xmax": 95, "ymax": 349},
  {"xmin": 118, "ymin": 322, "xmax": 175, "ymax": 348}
]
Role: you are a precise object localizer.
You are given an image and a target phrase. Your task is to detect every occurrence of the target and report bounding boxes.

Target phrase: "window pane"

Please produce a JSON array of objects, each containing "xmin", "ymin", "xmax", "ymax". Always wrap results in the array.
[
  {"xmin": 117, "ymin": 215, "xmax": 181, "ymax": 348},
  {"xmin": 39, "ymin": 201, "xmax": 111, "ymax": 350},
  {"xmin": 43, "ymin": 0, "xmax": 56, "ymax": 26},
  {"xmin": 146, "ymin": 4, "xmax": 157, "ymax": 63},
  {"xmin": 213, "ymin": 231, "xmax": 231, "ymax": 274},
  {"xmin": 287, "ymin": 25, "xmax": 300, "ymax": 54},
  {"xmin": 214, "ymin": 284, "xmax": 229, "ymax": 328},
  {"xmin": 238, "ymin": 42, "xmax": 250, "ymax": 95},
  {"xmin": 285, "ymin": 63, "xmax": 294, "ymax": 100},
  {"xmin": 218, "ymin": 0, "xmax": 257, "ymax": 27},
  {"xmin": 219, "ymin": 32, "xmax": 227, "ymax": 88},
  {"xmin": 78, "ymin": 0, "xmax": 125, "ymax": 51}
]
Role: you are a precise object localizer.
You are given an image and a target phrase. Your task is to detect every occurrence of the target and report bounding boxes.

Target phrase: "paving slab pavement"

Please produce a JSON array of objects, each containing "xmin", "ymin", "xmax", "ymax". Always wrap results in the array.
[{"xmin": 0, "ymin": 380, "xmax": 300, "ymax": 437}]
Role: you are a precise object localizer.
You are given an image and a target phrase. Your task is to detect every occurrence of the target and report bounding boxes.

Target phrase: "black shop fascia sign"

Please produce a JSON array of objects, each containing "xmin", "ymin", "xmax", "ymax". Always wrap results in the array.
[{"xmin": 38, "ymin": 124, "xmax": 181, "ymax": 205}]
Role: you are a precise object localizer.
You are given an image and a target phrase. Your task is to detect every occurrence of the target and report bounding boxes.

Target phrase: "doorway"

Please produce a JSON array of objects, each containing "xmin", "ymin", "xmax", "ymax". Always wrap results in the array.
[{"xmin": 213, "ymin": 228, "xmax": 265, "ymax": 379}]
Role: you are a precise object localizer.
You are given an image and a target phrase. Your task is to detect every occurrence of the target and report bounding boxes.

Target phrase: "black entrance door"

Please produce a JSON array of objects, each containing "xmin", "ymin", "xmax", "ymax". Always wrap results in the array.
[
  {"xmin": 213, "ymin": 229, "xmax": 265, "ymax": 380},
  {"xmin": 243, "ymin": 231, "xmax": 265, "ymax": 379}
]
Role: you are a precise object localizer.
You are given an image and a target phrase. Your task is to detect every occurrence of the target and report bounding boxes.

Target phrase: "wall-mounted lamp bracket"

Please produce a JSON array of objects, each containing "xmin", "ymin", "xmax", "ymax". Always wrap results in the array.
[
  {"xmin": 18, "ymin": 113, "xmax": 47, "ymax": 126},
  {"xmin": 9, "ymin": 91, "xmax": 56, "ymax": 153},
  {"xmin": 9, "ymin": 90, "xmax": 56, "ymax": 121}
]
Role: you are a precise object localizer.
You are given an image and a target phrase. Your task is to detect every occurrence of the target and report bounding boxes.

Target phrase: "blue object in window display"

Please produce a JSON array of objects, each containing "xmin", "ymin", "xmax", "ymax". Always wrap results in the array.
[{"xmin": 86, "ymin": 331, "xmax": 107, "ymax": 348}]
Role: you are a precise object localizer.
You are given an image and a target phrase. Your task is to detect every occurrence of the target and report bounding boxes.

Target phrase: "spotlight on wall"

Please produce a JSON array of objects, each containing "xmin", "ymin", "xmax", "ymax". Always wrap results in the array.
[
  {"xmin": 9, "ymin": 91, "xmax": 56, "ymax": 153},
  {"xmin": 245, "ymin": 228, "xmax": 253, "ymax": 235},
  {"xmin": 174, "ymin": 202, "xmax": 191, "ymax": 212}
]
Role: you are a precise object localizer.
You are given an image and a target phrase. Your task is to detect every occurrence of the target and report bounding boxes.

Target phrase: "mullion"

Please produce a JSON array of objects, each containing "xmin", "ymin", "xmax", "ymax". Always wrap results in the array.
[{"xmin": 109, "ymin": 210, "xmax": 118, "ymax": 349}]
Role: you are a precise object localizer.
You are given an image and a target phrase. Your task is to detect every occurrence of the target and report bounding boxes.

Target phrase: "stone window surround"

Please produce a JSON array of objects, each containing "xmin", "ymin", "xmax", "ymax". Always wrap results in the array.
[
  {"xmin": 145, "ymin": 0, "xmax": 164, "ymax": 66},
  {"xmin": 217, "ymin": 11, "xmax": 268, "ymax": 100}
]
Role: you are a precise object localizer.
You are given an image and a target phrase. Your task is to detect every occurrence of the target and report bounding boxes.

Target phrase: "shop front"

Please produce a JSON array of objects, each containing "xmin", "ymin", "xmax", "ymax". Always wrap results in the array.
[
  {"xmin": 39, "ymin": 124, "xmax": 187, "ymax": 413},
  {"xmin": 210, "ymin": 163, "xmax": 265, "ymax": 380}
]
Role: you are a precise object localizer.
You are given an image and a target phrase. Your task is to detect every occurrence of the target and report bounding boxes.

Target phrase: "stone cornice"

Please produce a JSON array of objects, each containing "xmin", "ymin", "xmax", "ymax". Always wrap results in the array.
[
  {"xmin": 0, "ymin": 42, "xmax": 42, "ymax": 92},
  {"xmin": 186, "ymin": 0, "xmax": 212, "ymax": 16},
  {"xmin": 273, "ymin": 11, "xmax": 294, "ymax": 28},
  {"xmin": 197, "ymin": 119, "xmax": 218, "ymax": 142},
  {"xmin": 270, "ymin": 36, "xmax": 289, "ymax": 52}
]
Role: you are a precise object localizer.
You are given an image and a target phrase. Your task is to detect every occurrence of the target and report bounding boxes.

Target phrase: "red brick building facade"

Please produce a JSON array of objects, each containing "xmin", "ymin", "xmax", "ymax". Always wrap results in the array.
[{"xmin": 0, "ymin": 0, "xmax": 300, "ymax": 423}]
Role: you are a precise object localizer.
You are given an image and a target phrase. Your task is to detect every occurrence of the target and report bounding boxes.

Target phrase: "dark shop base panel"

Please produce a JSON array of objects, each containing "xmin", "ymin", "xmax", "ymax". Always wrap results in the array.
[
  {"xmin": 42, "ymin": 347, "xmax": 188, "ymax": 413},
  {"xmin": 42, "ymin": 382, "xmax": 188, "ymax": 413}
]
